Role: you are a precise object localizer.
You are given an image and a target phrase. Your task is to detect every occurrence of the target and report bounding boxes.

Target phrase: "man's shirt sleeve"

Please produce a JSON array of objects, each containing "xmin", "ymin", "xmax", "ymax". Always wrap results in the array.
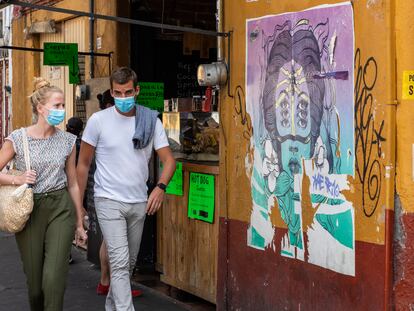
[
  {"xmin": 153, "ymin": 119, "xmax": 169, "ymax": 151},
  {"xmin": 82, "ymin": 113, "xmax": 100, "ymax": 147}
]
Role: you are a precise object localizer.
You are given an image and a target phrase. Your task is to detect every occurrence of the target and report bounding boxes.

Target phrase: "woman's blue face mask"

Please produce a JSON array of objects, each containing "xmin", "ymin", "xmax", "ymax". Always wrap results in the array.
[{"xmin": 45, "ymin": 108, "xmax": 65, "ymax": 126}]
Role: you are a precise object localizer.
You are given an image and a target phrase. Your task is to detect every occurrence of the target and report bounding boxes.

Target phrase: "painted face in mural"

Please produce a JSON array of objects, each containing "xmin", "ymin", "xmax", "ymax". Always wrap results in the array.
[
  {"xmin": 262, "ymin": 28, "xmax": 326, "ymax": 179},
  {"xmin": 275, "ymin": 59, "xmax": 312, "ymax": 176}
]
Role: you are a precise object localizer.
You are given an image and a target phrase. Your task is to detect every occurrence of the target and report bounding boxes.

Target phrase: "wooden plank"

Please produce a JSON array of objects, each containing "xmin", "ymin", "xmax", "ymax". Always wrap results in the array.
[
  {"xmin": 182, "ymin": 162, "xmax": 219, "ymax": 175},
  {"xmin": 211, "ymin": 175, "xmax": 219, "ymax": 298},
  {"xmin": 162, "ymin": 195, "xmax": 173, "ymax": 280},
  {"xmin": 155, "ymin": 203, "xmax": 163, "ymax": 273},
  {"xmin": 160, "ymin": 164, "xmax": 219, "ymax": 304},
  {"xmin": 160, "ymin": 275, "xmax": 216, "ymax": 304},
  {"xmin": 187, "ymin": 178, "xmax": 198, "ymax": 289},
  {"xmin": 176, "ymin": 179, "xmax": 186, "ymax": 284}
]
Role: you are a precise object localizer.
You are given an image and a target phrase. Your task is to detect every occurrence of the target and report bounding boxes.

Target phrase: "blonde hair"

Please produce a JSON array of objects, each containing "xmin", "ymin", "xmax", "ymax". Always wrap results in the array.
[{"xmin": 29, "ymin": 77, "xmax": 63, "ymax": 115}]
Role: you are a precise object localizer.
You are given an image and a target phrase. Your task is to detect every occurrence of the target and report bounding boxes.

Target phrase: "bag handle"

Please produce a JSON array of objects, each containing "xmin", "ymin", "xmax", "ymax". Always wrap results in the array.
[
  {"xmin": 21, "ymin": 128, "xmax": 31, "ymax": 171},
  {"xmin": 12, "ymin": 128, "xmax": 32, "ymax": 198}
]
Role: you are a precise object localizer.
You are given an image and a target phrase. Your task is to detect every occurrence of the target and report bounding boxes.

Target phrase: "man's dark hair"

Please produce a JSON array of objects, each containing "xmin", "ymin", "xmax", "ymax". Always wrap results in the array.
[
  {"xmin": 66, "ymin": 117, "xmax": 84, "ymax": 137},
  {"xmin": 97, "ymin": 89, "xmax": 114, "ymax": 110},
  {"xmin": 110, "ymin": 67, "xmax": 138, "ymax": 89}
]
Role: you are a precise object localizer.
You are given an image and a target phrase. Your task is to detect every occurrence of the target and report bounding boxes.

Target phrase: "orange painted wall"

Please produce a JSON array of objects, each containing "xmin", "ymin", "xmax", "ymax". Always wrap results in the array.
[
  {"xmin": 10, "ymin": 0, "xmax": 129, "ymax": 129},
  {"xmin": 217, "ymin": 0, "xmax": 396, "ymax": 309}
]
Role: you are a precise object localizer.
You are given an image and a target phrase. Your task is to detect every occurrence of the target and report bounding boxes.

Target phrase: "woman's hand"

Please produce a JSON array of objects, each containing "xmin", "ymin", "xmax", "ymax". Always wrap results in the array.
[
  {"xmin": 75, "ymin": 225, "xmax": 88, "ymax": 247},
  {"xmin": 15, "ymin": 170, "xmax": 36, "ymax": 185}
]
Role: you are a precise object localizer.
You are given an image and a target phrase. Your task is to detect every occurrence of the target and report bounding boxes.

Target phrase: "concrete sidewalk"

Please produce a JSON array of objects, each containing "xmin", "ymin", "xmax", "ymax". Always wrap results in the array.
[{"xmin": 0, "ymin": 232, "xmax": 188, "ymax": 311}]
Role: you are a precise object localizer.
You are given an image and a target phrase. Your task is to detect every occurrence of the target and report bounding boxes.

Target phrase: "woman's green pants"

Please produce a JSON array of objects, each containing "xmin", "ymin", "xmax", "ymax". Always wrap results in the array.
[{"xmin": 15, "ymin": 188, "xmax": 75, "ymax": 311}]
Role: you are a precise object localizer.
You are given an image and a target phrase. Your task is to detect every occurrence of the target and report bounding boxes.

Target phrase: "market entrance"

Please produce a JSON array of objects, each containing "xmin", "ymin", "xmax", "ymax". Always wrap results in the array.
[{"xmin": 130, "ymin": 0, "xmax": 221, "ymax": 306}]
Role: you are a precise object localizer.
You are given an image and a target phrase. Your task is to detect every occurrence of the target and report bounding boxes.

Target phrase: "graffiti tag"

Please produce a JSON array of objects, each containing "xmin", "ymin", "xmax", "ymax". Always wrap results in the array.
[
  {"xmin": 354, "ymin": 49, "xmax": 386, "ymax": 217},
  {"xmin": 234, "ymin": 86, "xmax": 253, "ymax": 140},
  {"xmin": 312, "ymin": 173, "xmax": 340, "ymax": 198}
]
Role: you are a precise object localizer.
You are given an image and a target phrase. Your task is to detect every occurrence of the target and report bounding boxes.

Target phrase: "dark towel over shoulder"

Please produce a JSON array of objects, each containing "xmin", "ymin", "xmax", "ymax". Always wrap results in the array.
[{"xmin": 132, "ymin": 104, "xmax": 159, "ymax": 149}]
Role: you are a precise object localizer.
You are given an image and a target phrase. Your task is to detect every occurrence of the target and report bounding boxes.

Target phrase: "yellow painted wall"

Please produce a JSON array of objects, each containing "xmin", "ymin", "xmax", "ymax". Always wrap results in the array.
[
  {"xmin": 11, "ymin": 0, "xmax": 129, "ymax": 128},
  {"xmin": 220, "ymin": 0, "xmax": 395, "ymax": 245},
  {"xmin": 395, "ymin": 0, "xmax": 414, "ymax": 214}
]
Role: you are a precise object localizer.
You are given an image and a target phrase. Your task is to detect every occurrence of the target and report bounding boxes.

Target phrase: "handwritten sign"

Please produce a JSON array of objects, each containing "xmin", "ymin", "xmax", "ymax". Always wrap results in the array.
[
  {"xmin": 43, "ymin": 42, "xmax": 79, "ymax": 84},
  {"xmin": 188, "ymin": 172, "xmax": 215, "ymax": 223},
  {"xmin": 160, "ymin": 162, "xmax": 183, "ymax": 196},
  {"xmin": 137, "ymin": 82, "xmax": 164, "ymax": 112}
]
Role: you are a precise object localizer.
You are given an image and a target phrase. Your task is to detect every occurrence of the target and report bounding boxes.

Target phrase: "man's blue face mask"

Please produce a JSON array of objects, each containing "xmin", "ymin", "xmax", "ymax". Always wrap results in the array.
[{"xmin": 114, "ymin": 96, "xmax": 136, "ymax": 113}]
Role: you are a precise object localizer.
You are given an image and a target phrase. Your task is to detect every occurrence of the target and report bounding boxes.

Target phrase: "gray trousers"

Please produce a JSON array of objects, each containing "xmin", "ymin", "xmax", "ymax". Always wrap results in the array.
[{"xmin": 95, "ymin": 197, "xmax": 147, "ymax": 311}]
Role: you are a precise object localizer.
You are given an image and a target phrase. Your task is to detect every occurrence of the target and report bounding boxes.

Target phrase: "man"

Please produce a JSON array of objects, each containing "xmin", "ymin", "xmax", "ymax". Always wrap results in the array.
[
  {"xmin": 65, "ymin": 116, "xmax": 84, "ymax": 263},
  {"xmin": 77, "ymin": 67, "xmax": 175, "ymax": 311},
  {"xmin": 66, "ymin": 116, "xmax": 84, "ymax": 164}
]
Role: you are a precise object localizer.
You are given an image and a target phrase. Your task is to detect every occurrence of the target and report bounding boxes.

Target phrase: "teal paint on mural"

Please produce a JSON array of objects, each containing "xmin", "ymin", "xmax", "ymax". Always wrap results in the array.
[
  {"xmin": 252, "ymin": 182, "xmax": 267, "ymax": 209},
  {"xmin": 250, "ymin": 226, "xmax": 265, "ymax": 249},
  {"xmin": 260, "ymin": 210, "xmax": 269, "ymax": 220},
  {"xmin": 292, "ymin": 193, "xmax": 300, "ymax": 202},
  {"xmin": 249, "ymin": 167, "xmax": 271, "ymax": 247},
  {"xmin": 311, "ymin": 194, "xmax": 345, "ymax": 205},
  {"xmin": 315, "ymin": 209, "xmax": 354, "ymax": 249},
  {"xmin": 289, "ymin": 230, "xmax": 303, "ymax": 249},
  {"xmin": 274, "ymin": 171, "xmax": 293, "ymax": 197},
  {"xmin": 281, "ymin": 250, "xmax": 293, "ymax": 257},
  {"xmin": 248, "ymin": 169, "xmax": 270, "ymax": 249}
]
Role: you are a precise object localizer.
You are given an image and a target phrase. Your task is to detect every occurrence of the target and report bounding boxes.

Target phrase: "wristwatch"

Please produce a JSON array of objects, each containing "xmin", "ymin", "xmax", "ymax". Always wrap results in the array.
[{"xmin": 157, "ymin": 183, "xmax": 167, "ymax": 192}]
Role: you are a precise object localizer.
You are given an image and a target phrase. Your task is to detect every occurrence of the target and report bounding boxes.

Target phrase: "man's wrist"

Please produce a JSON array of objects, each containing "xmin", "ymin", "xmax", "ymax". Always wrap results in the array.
[{"xmin": 156, "ymin": 182, "xmax": 167, "ymax": 192}]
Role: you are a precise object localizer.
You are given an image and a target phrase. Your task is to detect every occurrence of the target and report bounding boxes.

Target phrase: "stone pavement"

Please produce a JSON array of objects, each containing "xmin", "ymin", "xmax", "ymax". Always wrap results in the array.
[{"xmin": 0, "ymin": 232, "xmax": 189, "ymax": 311}]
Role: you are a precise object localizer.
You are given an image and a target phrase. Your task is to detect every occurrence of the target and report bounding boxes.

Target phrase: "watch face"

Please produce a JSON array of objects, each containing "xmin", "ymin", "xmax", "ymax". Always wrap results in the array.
[{"xmin": 158, "ymin": 183, "xmax": 167, "ymax": 191}]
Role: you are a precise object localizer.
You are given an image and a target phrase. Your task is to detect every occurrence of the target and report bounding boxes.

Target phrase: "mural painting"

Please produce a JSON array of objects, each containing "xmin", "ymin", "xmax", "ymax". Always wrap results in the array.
[{"xmin": 245, "ymin": 3, "xmax": 355, "ymax": 275}]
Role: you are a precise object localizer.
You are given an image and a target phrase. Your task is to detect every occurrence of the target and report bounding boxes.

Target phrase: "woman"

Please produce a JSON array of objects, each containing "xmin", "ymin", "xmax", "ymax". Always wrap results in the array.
[{"xmin": 0, "ymin": 77, "xmax": 87, "ymax": 310}]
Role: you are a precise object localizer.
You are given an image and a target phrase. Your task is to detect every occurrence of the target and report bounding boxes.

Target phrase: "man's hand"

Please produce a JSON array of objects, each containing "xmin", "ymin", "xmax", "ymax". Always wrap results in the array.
[
  {"xmin": 146, "ymin": 187, "xmax": 165, "ymax": 215},
  {"xmin": 75, "ymin": 225, "xmax": 88, "ymax": 247}
]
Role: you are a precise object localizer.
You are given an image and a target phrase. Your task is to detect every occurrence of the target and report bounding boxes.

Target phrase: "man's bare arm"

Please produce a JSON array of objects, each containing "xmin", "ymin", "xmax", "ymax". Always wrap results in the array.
[{"xmin": 76, "ymin": 141, "xmax": 95, "ymax": 203}]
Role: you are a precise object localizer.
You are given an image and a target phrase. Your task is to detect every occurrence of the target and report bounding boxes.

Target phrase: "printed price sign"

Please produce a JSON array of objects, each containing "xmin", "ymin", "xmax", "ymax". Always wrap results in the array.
[
  {"xmin": 43, "ymin": 42, "xmax": 79, "ymax": 84},
  {"xmin": 403, "ymin": 71, "xmax": 414, "ymax": 100},
  {"xmin": 188, "ymin": 172, "xmax": 215, "ymax": 223},
  {"xmin": 137, "ymin": 82, "xmax": 164, "ymax": 112},
  {"xmin": 160, "ymin": 162, "xmax": 183, "ymax": 196}
]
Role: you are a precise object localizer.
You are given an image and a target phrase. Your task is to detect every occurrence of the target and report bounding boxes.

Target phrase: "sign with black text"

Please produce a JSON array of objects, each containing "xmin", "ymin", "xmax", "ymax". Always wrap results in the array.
[
  {"xmin": 43, "ymin": 42, "xmax": 79, "ymax": 84},
  {"xmin": 188, "ymin": 172, "xmax": 215, "ymax": 223}
]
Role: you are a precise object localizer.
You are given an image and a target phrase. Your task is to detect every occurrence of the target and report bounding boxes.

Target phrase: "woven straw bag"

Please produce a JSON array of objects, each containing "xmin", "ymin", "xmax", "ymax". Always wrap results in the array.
[{"xmin": 0, "ymin": 128, "xmax": 34, "ymax": 233}]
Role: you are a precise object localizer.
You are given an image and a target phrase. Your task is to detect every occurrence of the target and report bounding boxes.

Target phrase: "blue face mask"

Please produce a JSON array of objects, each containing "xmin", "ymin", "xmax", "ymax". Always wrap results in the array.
[
  {"xmin": 45, "ymin": 108, "xmax": 65, "ymax": 126},
  {"xmin": 114, "ymin": 96, "xmax": 136, "ymax": 113}
]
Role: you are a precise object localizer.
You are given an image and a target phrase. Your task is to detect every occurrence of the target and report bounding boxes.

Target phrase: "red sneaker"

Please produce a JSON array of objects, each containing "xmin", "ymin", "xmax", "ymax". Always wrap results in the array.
[
  {"xmin": 96, "ymin": 283, "xmax": 110, "ymax": 295},
  {"xmin": 131, "ymin": 289, "xmax": 143, "ymax": 297}
]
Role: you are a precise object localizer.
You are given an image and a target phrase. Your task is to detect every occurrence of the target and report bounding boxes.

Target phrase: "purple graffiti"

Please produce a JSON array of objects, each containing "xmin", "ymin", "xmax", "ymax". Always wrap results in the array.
[{"xmin": 312, "ymin": 173, "xmax": 340, "ymax": 197}]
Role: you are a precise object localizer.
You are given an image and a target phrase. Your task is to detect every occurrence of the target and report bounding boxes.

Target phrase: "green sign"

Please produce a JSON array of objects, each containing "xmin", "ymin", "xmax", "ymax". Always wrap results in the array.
[
  {"xmin": 188, "ymin": 173, "xmax": 215, "ymax": 223},
  {"xmin": 43, "ymin": 42, "xmax": 79, "ymax": 84},
  {"xmin": 137, "ymin": 82, "xmax": 164, "ymax": 112},
  {"xmin": 160, "ymin": 162, "xmax": 183, "ymax": 196}
]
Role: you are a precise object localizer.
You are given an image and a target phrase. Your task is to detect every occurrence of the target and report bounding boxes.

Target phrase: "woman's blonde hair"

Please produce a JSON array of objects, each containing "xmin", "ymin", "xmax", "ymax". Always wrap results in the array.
[{"xmin": 29, "ymin": 77, "xmax": 63, "ymax": 115}]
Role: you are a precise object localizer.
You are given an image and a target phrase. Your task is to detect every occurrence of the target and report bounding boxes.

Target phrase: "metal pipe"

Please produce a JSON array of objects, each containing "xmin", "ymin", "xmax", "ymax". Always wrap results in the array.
[
  {"xmin": 384, "ymin": 0, "xmax": 397, "ymax": 309},
  {"xmin": 0, "ymin": 45, "xmax": 112, "ymax": 57},
  {"xmin": 108, "ymin": 51, "xmax": 113, "ymax": 75},
  {"xmin": 1, "ymin": 0, "xmax": 228, "ymax": 37},
  {"xmin": 89, "ymin": 0, "xmax": 94, "ymax": 78},
  {"xmin": 227, "ymin": 31, "xmax": 233, "ymax": 98},
  {"xmin": 216, "ymin": 0, "xmax": 223, "ymax": 61}
]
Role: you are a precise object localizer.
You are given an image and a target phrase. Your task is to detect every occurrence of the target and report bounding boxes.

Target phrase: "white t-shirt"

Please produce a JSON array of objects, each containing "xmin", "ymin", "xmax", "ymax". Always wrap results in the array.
[{"xmin": 82, "ymin": 106, "xmax": 169, "ymax": 203}]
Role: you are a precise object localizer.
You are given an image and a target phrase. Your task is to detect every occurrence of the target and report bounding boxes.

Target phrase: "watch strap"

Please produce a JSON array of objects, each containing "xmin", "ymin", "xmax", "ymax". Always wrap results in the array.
[{"xmin": 157, "ymin": 183, "xmax": 167, "ymax": 191}]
